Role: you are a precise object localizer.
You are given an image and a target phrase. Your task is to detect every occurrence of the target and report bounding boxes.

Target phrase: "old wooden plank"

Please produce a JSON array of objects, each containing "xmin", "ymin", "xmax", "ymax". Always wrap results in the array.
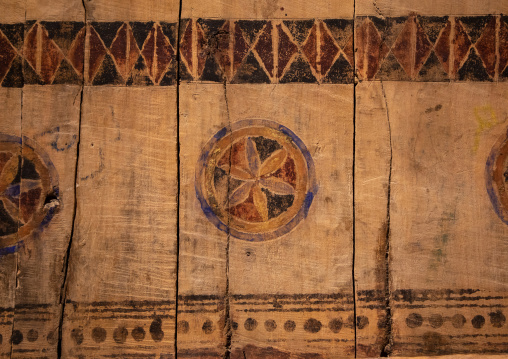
[
  {"xmin": 179, "ymin": 84, "xmax": 355, "ymax": 358},
  {"xmin": 84, "ymin": 0, "xmax": 179, "ymax": 22},
  {"xmin": 356, "ymin": 0, "xmax": 508, "ymax": 17},
  {"xmin": 178, "ymin": 0, "xmax": 355, "ymax": 356},
  {"xmin": 384, "ymin": 83, "xmax": 508, "ymax": 356},
  {"xmin": 0, "ymin": 7, "xmax": 23, "ymax": 357},
  {"xmin": 354, "ymin": 82, "xmax": 392, "ymax": 357},
  {"xmin": 177, "ymin": 83, "xmax": 230, "ymax": 358},
  {"xmin": 25, "ymin": 0, "xmax": 84, "ymax": 22},
  {"xmin": 181, "ymin": 0, "xmax": 352, "ymax": 20},
  {"xmin": 355, "ymin": 82, "xmax": 508, "ymax": 356},
  {"xmin": 60, "ymin": 0, "xmax": 180, "ymax": 355},
  {"xmin": 225, "ymin": 85, "xmax": 354, "ymax": 358},
  {"xmin": 62, "ymin": 86, "xmax": 178, "ymax": 358},
  {"xmin": 0, "ymin": 0, "xmax": 83, "ymax": 355},
  {"xmin": 10, "ymin": 85, "xmax": 80, "ymax": 357},
  {"xmin": 353, "ymin": 0, "xmax": 508, "ymax": 355},
  {"xmin": 0, "ymin": 88, "xmax": 22, "ymax": 357}
]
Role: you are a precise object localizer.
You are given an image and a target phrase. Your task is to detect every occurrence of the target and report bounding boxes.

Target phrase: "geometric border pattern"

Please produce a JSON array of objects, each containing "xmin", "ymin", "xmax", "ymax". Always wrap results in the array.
[
  {"xmin": 1, "ymin": 15, "xmax": 507, "ymax": 86},
  {"xmin": 2, "ymin": 290, "xmax": 506, "ymax": 358}
]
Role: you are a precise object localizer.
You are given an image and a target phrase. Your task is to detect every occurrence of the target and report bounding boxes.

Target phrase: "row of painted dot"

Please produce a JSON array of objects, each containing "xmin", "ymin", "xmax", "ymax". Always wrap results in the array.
[
  {"xmin": 69, "ymin": 316, "xmax": 371, "ymax": 345},
  {"xmin": 1, "ymin": 329, "xmax": 39, "ymax": 345},
  {"xmin": 179, "ymin": 316, "xmax": 370, "ymax": 335},
  {"xmin": 5, "ymin": 312, "xmax": 503, "ymax": 346},
  {"xmin": 3, "ymin": 316, "xmax": 370, "ymax": 346},
  {"xmin": 3, "ymin": 319, "xmax": 166, "ymax": 346},
  {"xmin": 406, "ymin": 311, "xmax": 506, "ymax": 329},
  {"xmin": 74, "ymin": 318, "xmax": 166, "ymax": 344}
]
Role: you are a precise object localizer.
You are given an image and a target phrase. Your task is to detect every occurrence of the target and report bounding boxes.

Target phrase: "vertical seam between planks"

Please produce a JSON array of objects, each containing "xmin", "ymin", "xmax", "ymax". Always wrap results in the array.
[
  {"xmin": 352, "ymin": 0, "xmax": 357, "ymax": 355},
  {"xmin": 175, "ymin": 0, "xmax": 183, "ymax": 356},
  {"xmin": 222, "ymin": 79, "xmax": 232, "ymax": 359},
  {"xmin": 56, "ymin": 1, "xmax": 86, "ymax": 357},
  {"xmin": 379, "ymin": 81, "xmax": 393, "ymax": 357},
  {"xmin": 10, "ymin": 8, "xmax": 27, "ymax": 358}
]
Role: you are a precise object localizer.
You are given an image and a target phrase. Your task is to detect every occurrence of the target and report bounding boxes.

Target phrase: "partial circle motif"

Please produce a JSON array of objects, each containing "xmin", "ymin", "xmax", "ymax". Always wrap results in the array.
[
  {"xmin": 0, "ymin": 134, "xmax": 59, "ymax": 255},
  {"xmin": 196, "ymin": 119, "xmax": 317, "ymax": 241},
  {"xmin": 486, "ymin": 128, "xmax": 508, "ymax": 225}
]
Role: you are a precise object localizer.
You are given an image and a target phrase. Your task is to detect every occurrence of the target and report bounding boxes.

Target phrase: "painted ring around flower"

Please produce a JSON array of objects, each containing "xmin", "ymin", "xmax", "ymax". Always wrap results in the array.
[
  {"xmin": 196, "ymin": 119, "xmax": 317, "ymax": 241},
  {"xmin": 486, "ymin": 127, "xmax": 508, "ymax": 225},
  {"xmin": 0, "ymin": 133, "xmax": 59, "ymax": 255}
]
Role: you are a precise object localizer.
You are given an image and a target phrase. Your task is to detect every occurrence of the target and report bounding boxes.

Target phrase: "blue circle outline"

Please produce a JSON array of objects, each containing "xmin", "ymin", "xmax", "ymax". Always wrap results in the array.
[
  {"xmin": 486, "ymin": 127, "xmax": 508, "ymax": 225},
  {"xmin": 195, "ymin": 119, "xmax": 318, "ymax": 242}
]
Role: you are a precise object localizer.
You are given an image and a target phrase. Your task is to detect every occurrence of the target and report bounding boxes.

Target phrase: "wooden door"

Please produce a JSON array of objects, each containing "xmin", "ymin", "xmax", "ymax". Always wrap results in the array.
[{"xmin": 0, "ymin": 0, "xmax": 507, "ymax": 357}]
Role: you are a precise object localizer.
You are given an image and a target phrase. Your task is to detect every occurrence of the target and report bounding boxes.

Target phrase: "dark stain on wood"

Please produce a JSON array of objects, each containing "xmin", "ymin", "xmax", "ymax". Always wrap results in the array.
[
  {"xmin": 0, "ymin": 30, "xmax": 17, "ymax": 83},
  {"xmin": 149, "ymin": 317, "xmax": 164, "ymax": 342},
  {"xmin": 131, "ymin": 326, "xmax": 146, "ymax": 341},
  {"xmin": 231, "ymin": 345, "xmax": 324, "ymax": 359},
  {"xmin": 489, "ymin": 310, "xmax": 506, "ymax": 328},
  {"xmin": 91, "ymin": 326, "xmax": 107, "ymax": 343},
  {"xmin": 70, "ymin": 328, "xmax": 83, "ymax": 345},
  {"xmin": 113, "ymin": 326, "xmax": 128, "ymax": 344},
  {"xmin": 422, "ymin": 331, "xmax": 449, "ymax": 355},
  {"xmin": 283, "ymin": 20, "xmax": 314, "ymax": 45},
  {"xmin": 272, "ymin": 157, "xmax": 296, "ymax": 188}
]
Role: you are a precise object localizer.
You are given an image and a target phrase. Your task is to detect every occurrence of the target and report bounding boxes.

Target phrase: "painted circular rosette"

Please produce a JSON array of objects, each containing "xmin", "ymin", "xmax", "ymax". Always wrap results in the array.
[
  {"xmin": 196, "ymin": 119, "xmax": 317, "ymax": 241},
  {"xmin": 486, "ymin": 128, "xmax": 508, "ymax": 225},
  {"xmin": 0, "ymin": 133, "xmax": 59, "ymax": 255}
]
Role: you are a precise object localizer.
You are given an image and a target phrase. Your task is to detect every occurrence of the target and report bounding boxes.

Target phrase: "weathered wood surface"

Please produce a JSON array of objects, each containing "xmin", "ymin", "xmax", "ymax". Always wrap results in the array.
[
  {"xmin": 179, "ymin": 83, "xmax": 353, "ymax": 357},
  {"xmin": 358, "ymin": 82, "xmax": 508, "ymax": 356},
  {"xmin": 0, "ymin": 88, "xmax": 21, "ymax": 358},
  {"xmin": 62, "ymin": 87, "xmax": 178, "ymax": 357},
  {"xmin": 0, "ymin": 0, "xmax": 508, "ymax": 357}
]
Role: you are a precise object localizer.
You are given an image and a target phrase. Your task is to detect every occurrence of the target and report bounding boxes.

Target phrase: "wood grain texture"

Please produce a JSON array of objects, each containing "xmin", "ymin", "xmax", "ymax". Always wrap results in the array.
[
  {"xmin": 181, "ymin": 0, "xmax": 353, "ymax": 20},
  {"xmin": 227, "ymin": 85, "xmax": 353, "ymax": 357},
  {"xmin": 0, "ymin": 88, "xmax": 21, "ymax": 358},
  {"xmin": 355, "ymin": 82, "xmax": 508, "ymax": 356},
  {"xmin": 179, "ymin": 84, "xmax": 354, "ymax": 357},
  {"xmin": 1, "ymin": 0, "xmax": 508, "ymax": 356},
  {"xmin": 386, "ymin": 83, "xmax": 508, "ymax": 355},
  {"xmin": 356, "ymin": 0, "xmax": 508, "ymax": 16},
  {"xmin": 0, "ymin": 86, "xmax": 80, "ymax": 358},
  {"xmin": 385, "ymin": 83, "xmax": 508, "ymax": 291},
  {"xmin": 25, "ymin": 0, "xmax": 84, "ymax": 21},
  {"xmin": 63, "ymin": 87, "xmax": 178, "ymax": 358},
  {"xmin": 0, "ymin": 1, "xmax": 24, "ymax": 23},
  {"xmin": 9, "ymin": 86, "xmax": 80, "ymax": 357},
  {"xmin": 85, "ymin": 0, "xmax": 180, "ymax": 22},
  {"xmin": 355, "ymin": 82, "xmax": 392, "ymax": 357}
]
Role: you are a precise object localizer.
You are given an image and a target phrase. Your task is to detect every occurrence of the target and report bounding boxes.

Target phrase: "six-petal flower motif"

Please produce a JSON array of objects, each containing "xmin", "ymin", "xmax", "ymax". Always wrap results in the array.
[{"xmin": 218, "ymin": 137, "xmax": 296, "ymax": 222}]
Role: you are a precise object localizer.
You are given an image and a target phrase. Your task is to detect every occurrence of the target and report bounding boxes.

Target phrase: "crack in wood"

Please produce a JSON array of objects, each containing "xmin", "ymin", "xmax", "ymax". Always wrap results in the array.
[
  {"xmin": 9, "ymin": 59, "xmax": 24, "ymax": 359},
  {"xmin": 222, "ymin": 79, "xmax": 233, "ymax": 359},
  {"xmin": 353, "ymin": 2, "xmax": 358, "ymax": 356},
  {"xmin": 56, "ymin": 1, "xmax": 86, "ymax": 356},
  {"xmin": 41, "ymin": 4, "xmax": 400, "ymax": 357},
  {"xmin": 174, "ymin": 0, "xmax": 183, "ymax": 357},
  {"xmin": 56, "ymin": 87, "xmax": 83, "ymax": 359},
  {"xmin": 379, "ymin": 81, "xmax": 393, "ymax": 357}
]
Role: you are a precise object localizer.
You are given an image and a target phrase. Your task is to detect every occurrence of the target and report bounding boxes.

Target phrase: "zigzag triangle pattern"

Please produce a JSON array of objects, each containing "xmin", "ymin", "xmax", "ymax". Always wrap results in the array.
[{"xmin": 0, "ymin": 15, "xmax": 506, "ymax": 86}]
